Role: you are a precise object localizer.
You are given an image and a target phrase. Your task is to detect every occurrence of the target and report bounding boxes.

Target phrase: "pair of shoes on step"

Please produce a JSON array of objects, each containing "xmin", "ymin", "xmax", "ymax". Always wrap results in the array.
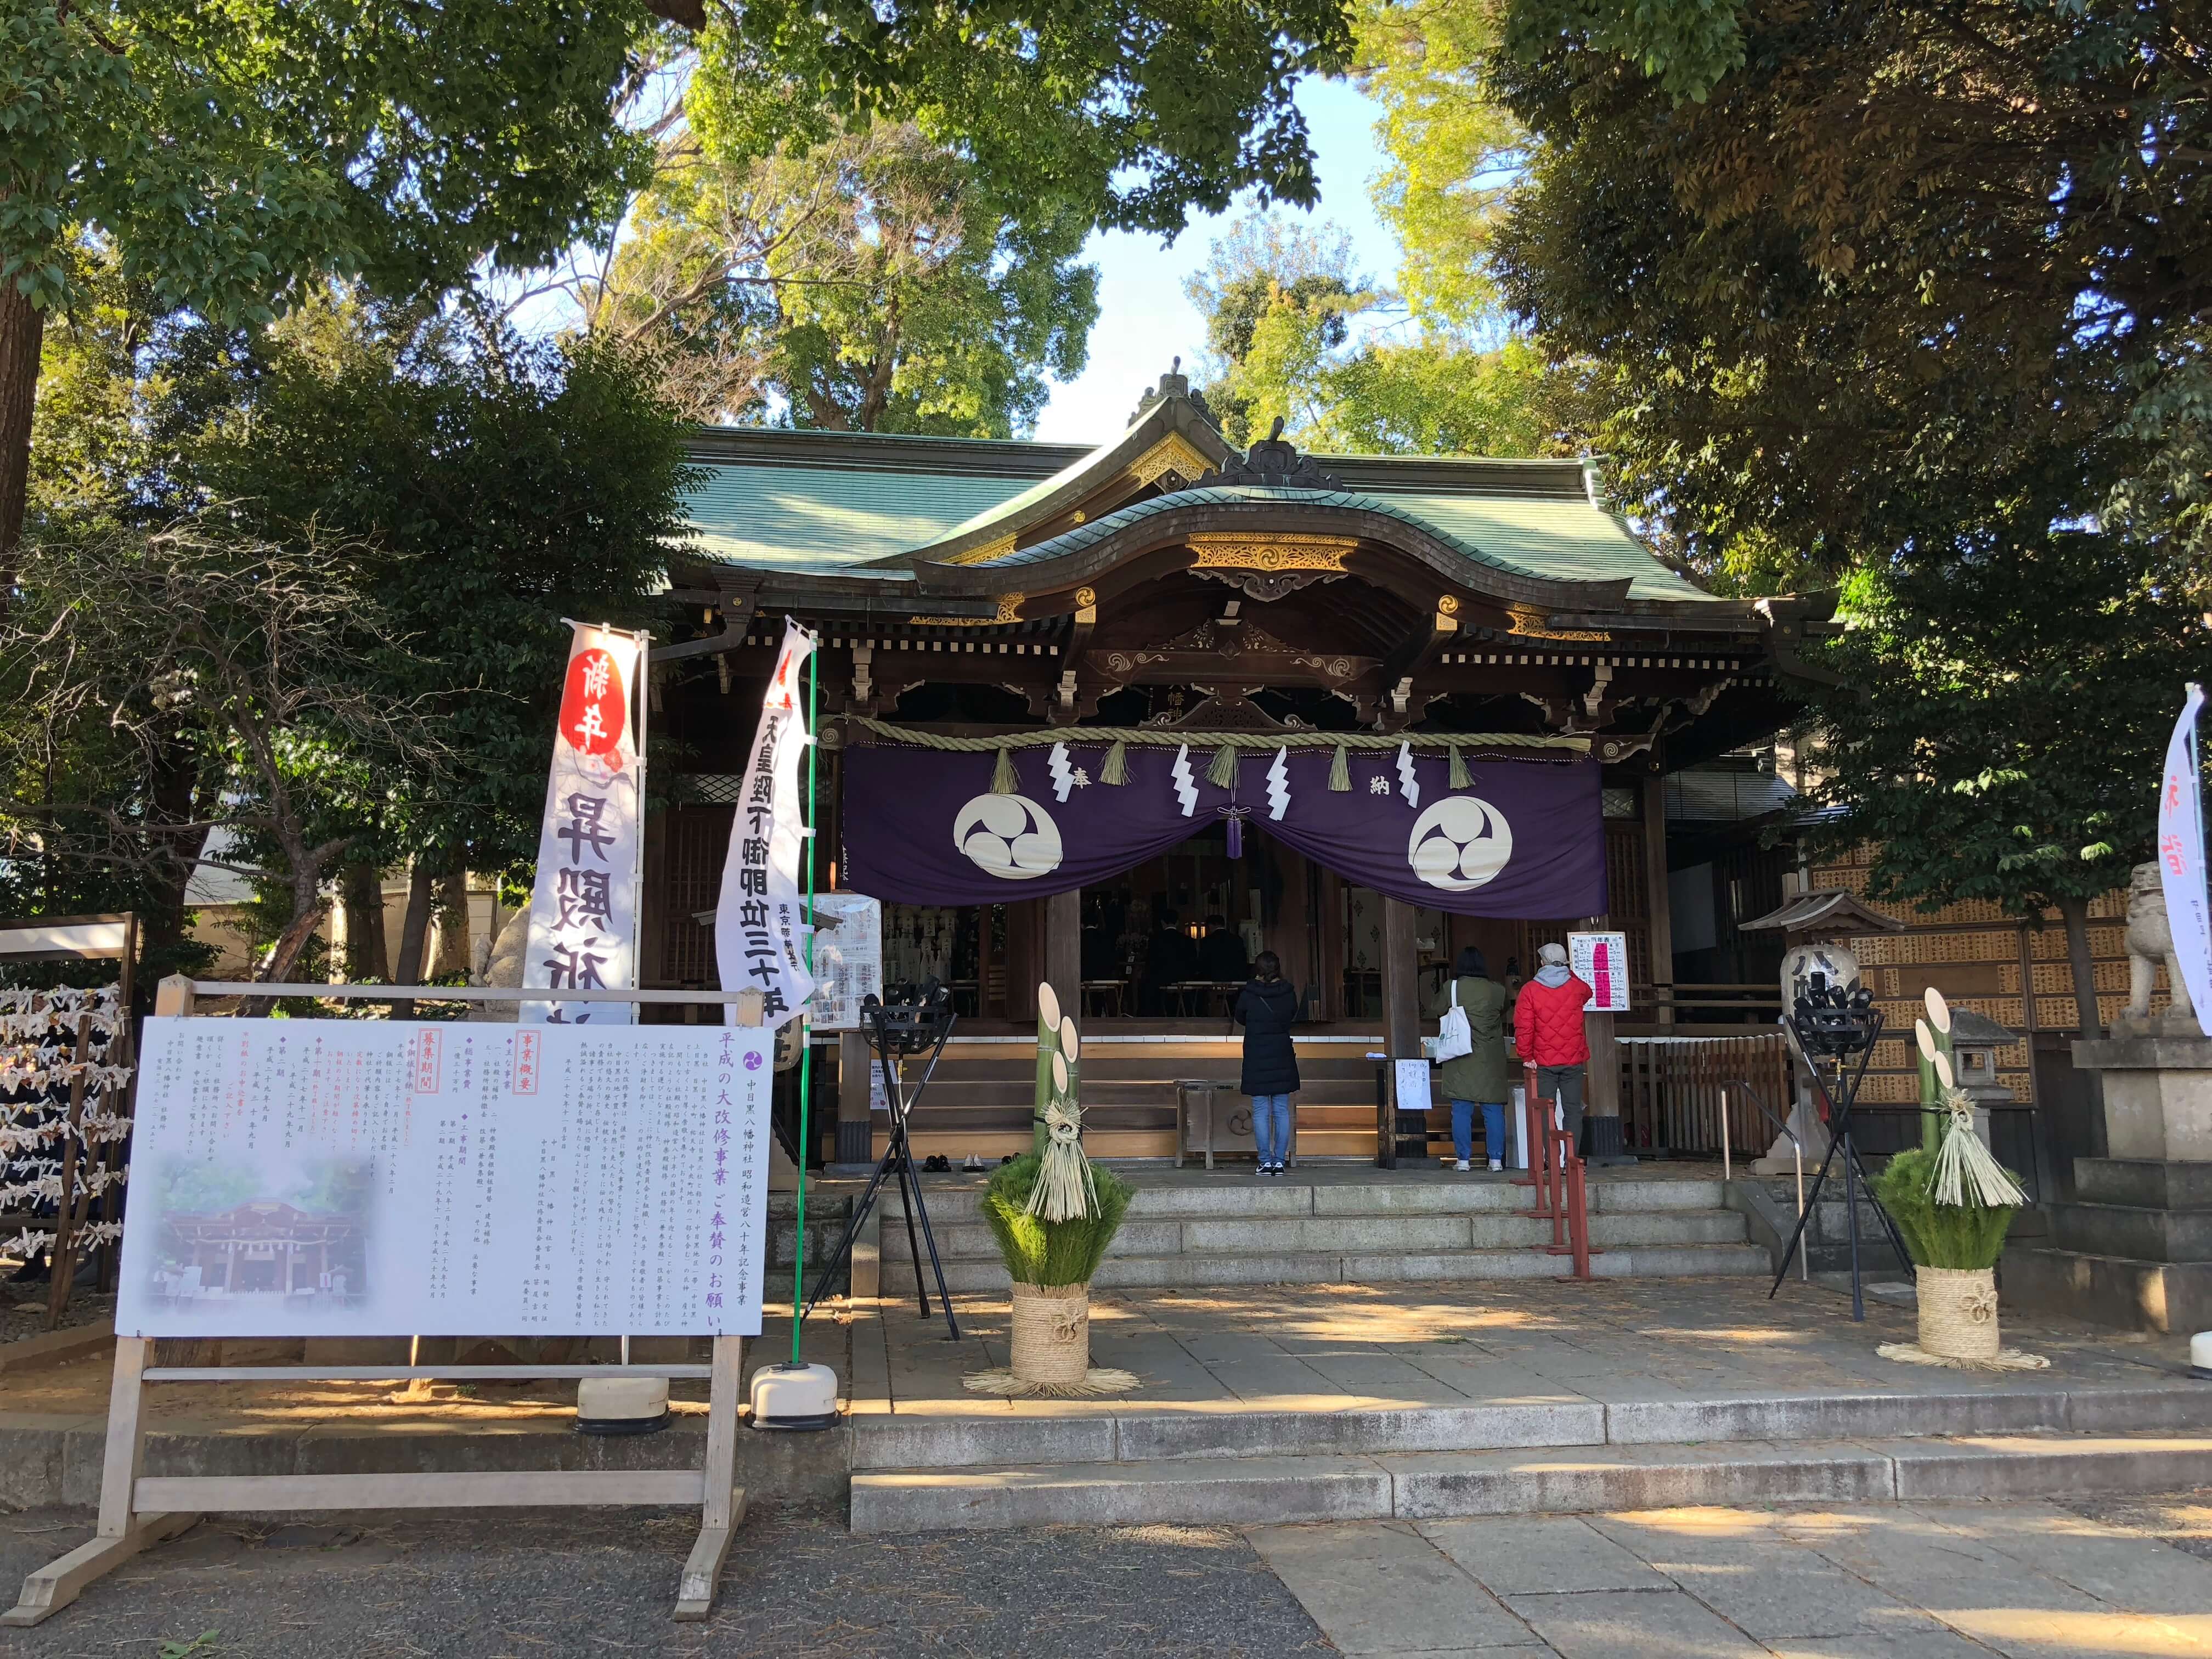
[
  {"xmin": 1255, "ymin": 1161, "xmax": 1284, "ymax": 1177},
  {"xmin": 1489, "ymin": 1158, "xmax": 1504, "ymax": 1172}
]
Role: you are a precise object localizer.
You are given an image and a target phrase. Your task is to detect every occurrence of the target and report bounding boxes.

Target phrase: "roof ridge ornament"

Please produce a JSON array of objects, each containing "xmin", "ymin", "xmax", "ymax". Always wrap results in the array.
[
  {"xmin": 1125, "ymin": 356, "xmax": 1219, "ymax": 428},
  {"xmin": 1186, "ymin": 416, "xmax": 1340, "ymax": 492}
]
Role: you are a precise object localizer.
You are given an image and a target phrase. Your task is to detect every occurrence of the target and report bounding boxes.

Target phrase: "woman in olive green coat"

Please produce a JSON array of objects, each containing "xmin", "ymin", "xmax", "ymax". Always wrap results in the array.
[{"xmin": 1425, "ymin": 946, "xmax": 1513, "ymax": 1171}]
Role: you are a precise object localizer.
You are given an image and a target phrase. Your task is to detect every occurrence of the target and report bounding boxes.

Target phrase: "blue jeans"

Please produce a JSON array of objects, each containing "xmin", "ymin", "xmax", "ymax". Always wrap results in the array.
[
  {"xmin": 1451, "ymin": 1099, "xmax": 1506, "ymax": 1164},
  {"xmin": 1250, "ymin": 1093, "xmax": 1293, "ymax": 1165}
]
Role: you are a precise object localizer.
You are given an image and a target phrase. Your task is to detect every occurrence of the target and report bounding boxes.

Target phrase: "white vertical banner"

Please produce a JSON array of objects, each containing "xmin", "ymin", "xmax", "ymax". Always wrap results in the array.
[
  {"xmin": 521, "ymin": 624, "xmax": 647, "ymax": 1024},
  {"xmin": 716, "ymin": 619, "xmax": 817, "ymax": 1028},
  {"xmin": 2158, "ymin": 682, "xmax": 2211, "ymax": 1035}
]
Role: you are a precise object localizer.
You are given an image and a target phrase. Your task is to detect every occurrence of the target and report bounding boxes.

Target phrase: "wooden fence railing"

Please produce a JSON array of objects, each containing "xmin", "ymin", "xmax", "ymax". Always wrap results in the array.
[{"xmin": 1617, "ymin": 1032, "xmax": 1791, "ymax": 1158}]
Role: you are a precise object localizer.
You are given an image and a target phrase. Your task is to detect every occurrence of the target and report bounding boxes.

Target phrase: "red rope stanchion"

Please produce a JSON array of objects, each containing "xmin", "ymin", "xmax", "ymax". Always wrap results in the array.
[{"xmin": 1565, "ymin": 1140, "xmax": 1598, "ymax": 1280}]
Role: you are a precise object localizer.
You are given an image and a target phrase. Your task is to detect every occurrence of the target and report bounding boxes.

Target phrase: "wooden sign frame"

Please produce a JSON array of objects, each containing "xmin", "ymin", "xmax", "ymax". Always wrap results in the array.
[{"xmin": 5, "ymin": 975, "xmax": 766, "ymax": 1629}]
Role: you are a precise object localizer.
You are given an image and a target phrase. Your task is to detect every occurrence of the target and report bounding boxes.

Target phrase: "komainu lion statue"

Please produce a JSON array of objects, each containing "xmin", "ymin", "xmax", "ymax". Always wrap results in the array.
[{"xmin": 2124, "ymin": 861, "xmax": 2197, "ymax": 1023}]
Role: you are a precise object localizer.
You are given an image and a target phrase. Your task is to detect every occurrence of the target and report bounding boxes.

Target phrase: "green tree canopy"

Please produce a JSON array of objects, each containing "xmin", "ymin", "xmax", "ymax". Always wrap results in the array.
[
  {"xmin": 12, "ymin": 287, "xmax": 693, "ymax": 980},
  {"xmin": 588, "ymin": 121, "xmax": 1097, "ymax": 435},
  {"xmin": 1184, "ymin": 211, "xmax": 1569, "ymax": 457},
  {"xmin": 0, "ymin": 0, "xmax": 661, "ymax": 560},
  {"xmin": 686, "ymin": 0, "xmax": 1352, "ymax": 238}
]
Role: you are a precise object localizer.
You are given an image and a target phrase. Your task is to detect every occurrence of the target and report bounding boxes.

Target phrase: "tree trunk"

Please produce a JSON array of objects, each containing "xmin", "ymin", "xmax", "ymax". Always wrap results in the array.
[
  {"xmin": 251, "ymin": 881, "xmax": 331, "ymax": 1009},
  {"xmin": 390, "ymin": 859, "xmax": 439, "ymax": 1017},
  {"xmin": 139, "ymin": 736, "xmax": 211, "ymax": 1007},
  {"xmin": 342, "ymin": 860, "xmax": 390, "ymax": 981},
  {"xmin": 433, "ymin": 859, "xmax": 472, "ymax": 978},
  {"xmin": 0, "ymin": 279, "xmax": 43, "ymax": 589},
  {"xmin": 2055, "ymin": 893, "xmax": 2104, "ymax": 1041}
]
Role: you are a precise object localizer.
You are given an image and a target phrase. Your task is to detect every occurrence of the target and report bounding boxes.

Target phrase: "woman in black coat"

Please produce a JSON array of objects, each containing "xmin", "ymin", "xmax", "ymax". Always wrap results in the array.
[{"xmin": 1233, "ymin": 951, "xmax": 1301, "ymax": 1175}]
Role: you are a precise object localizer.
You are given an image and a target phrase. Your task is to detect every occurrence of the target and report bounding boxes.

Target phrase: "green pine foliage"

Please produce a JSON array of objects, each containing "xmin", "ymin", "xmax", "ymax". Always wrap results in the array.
[
  {"xmin": 980, "ymin": 1155, "xmax": 1132, "ymax": 1289},
  {"xmin": 1874, "ymin": 1148, "xmax": 2019, "ymax": 1272}
]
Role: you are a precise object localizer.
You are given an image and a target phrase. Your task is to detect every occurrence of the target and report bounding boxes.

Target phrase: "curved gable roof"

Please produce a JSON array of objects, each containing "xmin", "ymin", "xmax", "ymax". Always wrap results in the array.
[{"xmin": 674, "ymin": 398, "xmax": 1723, "ymax": 607}]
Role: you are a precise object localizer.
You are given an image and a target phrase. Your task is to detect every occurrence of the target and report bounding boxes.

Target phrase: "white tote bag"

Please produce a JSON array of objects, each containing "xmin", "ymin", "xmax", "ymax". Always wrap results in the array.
[{"xmin": 1433, "ymin": 979, "xmax": 1474, "ymax": 1063}]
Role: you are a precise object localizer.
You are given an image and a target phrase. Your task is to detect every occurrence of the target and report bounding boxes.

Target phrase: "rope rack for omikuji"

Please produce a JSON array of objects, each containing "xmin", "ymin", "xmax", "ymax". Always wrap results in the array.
[{"xmin": 844, "ymin": 718, "xmax": 1592, "ymax": 794}]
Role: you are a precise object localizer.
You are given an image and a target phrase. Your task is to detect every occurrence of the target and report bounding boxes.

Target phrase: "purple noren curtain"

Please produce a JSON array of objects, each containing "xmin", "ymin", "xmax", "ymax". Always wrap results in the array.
[{"xmin": 841, "ymin": 741, "xmax": 1605, "ymax": 918}]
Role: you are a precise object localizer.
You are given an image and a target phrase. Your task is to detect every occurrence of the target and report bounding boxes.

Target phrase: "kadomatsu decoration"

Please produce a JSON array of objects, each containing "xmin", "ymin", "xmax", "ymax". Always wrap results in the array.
[
  {"xmin": 1, "ymin": 987, "xmax": 135, "ymax": 1327},
  {"xmin": 965, "ymin": 984, "xmax": 1135, "ymax": 1397},
  {"xmin": 1874, "ymin": 1060, "xmax": 2045, "ymax": 1372}
]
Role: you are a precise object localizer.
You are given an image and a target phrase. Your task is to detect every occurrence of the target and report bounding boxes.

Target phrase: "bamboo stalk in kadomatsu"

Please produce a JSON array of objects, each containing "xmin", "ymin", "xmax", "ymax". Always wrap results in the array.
[
  {"xmin": 1032, "ymin": 984, "xmax": 1082, "ymax": 1157},
  {"xmin": 1917, "ymin": 989, "xmax": 1955, "ymax": 1155}
]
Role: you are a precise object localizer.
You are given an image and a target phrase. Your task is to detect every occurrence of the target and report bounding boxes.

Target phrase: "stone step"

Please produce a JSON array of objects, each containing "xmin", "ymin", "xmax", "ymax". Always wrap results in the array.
[
  {"xmin": 905, "ymin": 1208, "xmax": 1751, "ymax": 1264},
  {"xmin": 884, "ymin": 1176, "xmax": 1728, "ymax": 1224},
  {"xmin": 849, "ymin": 1431, "xmax": 2212, "ymax": 1533},
  {"xmin": 880, "ymin": 1240, "xmax": 1770, "ymax": 1293},
  {"xmin": 850, "ymin": 1381, "xmax": 2203, "ymax": 1472}
]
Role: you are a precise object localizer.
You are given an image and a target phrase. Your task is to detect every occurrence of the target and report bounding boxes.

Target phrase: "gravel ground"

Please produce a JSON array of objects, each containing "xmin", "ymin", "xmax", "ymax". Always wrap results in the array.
[
  {"xmin": 2056, "ymin": 1486, "xmax": 2212, "ymax": 1562},
  {"xmin": 0, "ymin": 1287, "xmax": 110, "ymax": 1347},
  {"xmin": 0, "ymin": 1504, "xmax": 1330, "ymax": 1659}
]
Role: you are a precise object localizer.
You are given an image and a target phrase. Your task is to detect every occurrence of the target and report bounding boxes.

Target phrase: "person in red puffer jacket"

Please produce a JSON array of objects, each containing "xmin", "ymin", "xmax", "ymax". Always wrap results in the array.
[{"xmin": 1513, "ymin": 941, "xmax": 1592, "ymax": 1149}]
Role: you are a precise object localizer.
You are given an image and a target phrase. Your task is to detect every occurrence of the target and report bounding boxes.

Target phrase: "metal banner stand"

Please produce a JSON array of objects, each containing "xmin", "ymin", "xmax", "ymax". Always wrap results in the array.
[
  {"xmin": 803, "ymin": 988, "xmax": 962, "ymax": 1340},
  {"xmin": 1765, "ymin": 987, "xmax": 1914, "ymax": 1320},
  {"xmin": 5, "ymin": 976, "xmax": 766, "ymax": 1629}
]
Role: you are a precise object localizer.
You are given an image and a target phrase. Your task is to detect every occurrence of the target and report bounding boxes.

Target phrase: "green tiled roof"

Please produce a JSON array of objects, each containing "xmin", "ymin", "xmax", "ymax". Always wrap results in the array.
[
  {"xmin": 1382, "ymin": 493, "xmax": 1711, "ymax": 602},
  {"xmin": 967, "ymin": 485, "xmax": 1713, "ymax": 602},
  {"xmin": 681, "ymin": 461, "xmax": 1034, "ymax": 575},
  {"xmin": 676, "ymin": 420, "xmax": 1716, "ymax": 603}
]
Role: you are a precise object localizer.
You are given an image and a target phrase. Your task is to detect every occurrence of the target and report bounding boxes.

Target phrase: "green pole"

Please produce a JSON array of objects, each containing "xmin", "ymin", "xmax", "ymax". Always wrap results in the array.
[{"xmin": 793, "ymin": 634, "xmax": 817, "ymax": 1365}]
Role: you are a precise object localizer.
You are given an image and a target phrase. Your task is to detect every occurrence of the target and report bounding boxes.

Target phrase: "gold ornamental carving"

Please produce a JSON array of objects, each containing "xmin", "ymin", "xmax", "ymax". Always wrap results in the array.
[
  {"xmin": 942, "ymin": 532, "xmax": 1019, "ymax": 568},
  {"xmin": 1073, "ymin": 586, "xmax": 1097, "ymax": 608},
  {"xmin": 1127, "ymin": 432, "xmax": 1215, "ymax": 489},
  {"xmin": 1187, "ymin": 532, "xmax": 1357, "ymax": 574},
  {"xmin": 1506, "ymin": 601, "xmax": 1610, "ymax": 642},
  {"xmin": 1437, "ymin": 594, "xmax": 1460, "ymax": 614},
  {"xmin": 907, "ymin": 592, "xmax": 1025, "ymax": 627}
]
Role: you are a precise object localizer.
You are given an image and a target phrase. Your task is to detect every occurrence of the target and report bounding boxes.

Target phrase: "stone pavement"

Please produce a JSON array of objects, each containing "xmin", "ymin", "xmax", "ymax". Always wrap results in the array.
[
  {"xmin": 860, "ymin": 1272, "xmax": 2194, "ymax": 1431},
  {"xmin": 850, "ymin": 1272, "xmax": 2212, "ymax": 1533},
  {"xmin": 4, "ymin": 1494, "xmax": 2211, "ymax": 1657},
  {"xmin": 1248, "ymin": 1498, "xmax": 2212, "ymax": 1657}
]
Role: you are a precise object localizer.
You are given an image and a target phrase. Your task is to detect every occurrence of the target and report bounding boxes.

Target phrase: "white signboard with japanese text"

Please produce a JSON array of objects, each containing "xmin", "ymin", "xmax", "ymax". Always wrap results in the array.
[
  {"xmin": 806, "ymin": 894, "xmax": 883, "ymax": 1031},
  {"xmin": 1567, "ymin": 931, "xmax": 1631, "ymax": 1013},
  {"xmin": 1393, "ymin": 1058, "xmax": 1434, "ymax": 1115},
  {"xmin": 114, "ymin": 1019, "xmax": 772, "ymax": 1339},
  {"xmin": 522, "ymin": 624, "xmax": 647, "ymax": 1024}
]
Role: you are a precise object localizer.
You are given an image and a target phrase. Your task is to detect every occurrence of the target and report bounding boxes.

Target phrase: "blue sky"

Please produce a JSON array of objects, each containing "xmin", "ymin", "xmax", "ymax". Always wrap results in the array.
[{"xmin": 1032, "ymin": 77, "xmax": 1402, "ymax": 444}]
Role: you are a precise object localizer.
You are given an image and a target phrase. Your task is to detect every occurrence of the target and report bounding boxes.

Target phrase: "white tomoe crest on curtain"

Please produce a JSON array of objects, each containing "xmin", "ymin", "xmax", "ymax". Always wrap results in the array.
[
  {"xmin": 716, "ymin": 620, "xmax": 818, "ymax": 1028},
  {"xmin": 522, "ymin": 624, "xmax": 646, "ymax": 1024},
  {"xmin": 2159, "ymin": 682, "xmax": 2212, "ymax": 1035}
]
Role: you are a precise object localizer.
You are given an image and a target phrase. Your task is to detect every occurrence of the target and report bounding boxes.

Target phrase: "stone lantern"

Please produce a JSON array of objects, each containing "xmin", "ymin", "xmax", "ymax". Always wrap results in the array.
[{"xmin": 1944, "ymin": 1006, "xmax": 2018, "ymax": 1150}]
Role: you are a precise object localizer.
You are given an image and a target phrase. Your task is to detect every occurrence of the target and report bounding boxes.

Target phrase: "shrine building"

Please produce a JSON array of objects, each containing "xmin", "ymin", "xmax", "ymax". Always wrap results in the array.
[{"xmin": 642, "ymin": 368, "xmax": 1835, "ymax": 1167}]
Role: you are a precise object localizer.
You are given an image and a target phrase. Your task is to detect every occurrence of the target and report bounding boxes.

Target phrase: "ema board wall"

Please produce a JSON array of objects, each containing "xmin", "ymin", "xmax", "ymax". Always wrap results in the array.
[{"xmin": 115, "ymin": 1020, "xmax": 772, "ymax": 1339}]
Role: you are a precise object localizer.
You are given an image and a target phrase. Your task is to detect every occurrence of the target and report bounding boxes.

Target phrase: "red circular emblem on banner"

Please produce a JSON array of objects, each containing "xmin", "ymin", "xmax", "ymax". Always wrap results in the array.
[{"xmin": 560, "ymin": 647, "xmax": 628, "ymax": 759}]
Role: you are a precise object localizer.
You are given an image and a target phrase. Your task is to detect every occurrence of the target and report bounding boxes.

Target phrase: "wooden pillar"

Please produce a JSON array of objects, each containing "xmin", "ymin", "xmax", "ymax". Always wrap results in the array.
[
  {"xmin": 1641, "ymin": 770, "xmax": 1675, "ymax": 1029},
  {"xmin": 836, "ymin": 1030, "xmax": 873, "ymax": 1166},
  {"xmin": 1317, "ymin": 867, "xmax": 1346, "ymax": 1022},
  {"xmin": 1045, "ymin": 886, "xmax": 1081, "ymax": 1028},
  {"xmin": 976, "ymin": 905, "xmax": 997, "ymax": 1018},
  {"xmin": 1378, "ymin": 896, "xmax": 1420, "ymax": 1167}
]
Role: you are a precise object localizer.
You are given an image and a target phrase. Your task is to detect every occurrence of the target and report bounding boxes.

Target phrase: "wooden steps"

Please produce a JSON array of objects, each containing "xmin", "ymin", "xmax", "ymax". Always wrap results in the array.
[{"xmin": 873, "ymin": 1029, "xmax": 1425, "ymax": 1162}]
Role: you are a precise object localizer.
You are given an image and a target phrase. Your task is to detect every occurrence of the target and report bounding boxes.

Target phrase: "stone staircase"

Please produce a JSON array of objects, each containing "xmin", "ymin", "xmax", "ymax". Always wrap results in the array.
[
  {"xmin": 847, "ymin": 1374, "xmax": 2212, "ymax": 1533},
  {"xmin": 879, "ymin": 1170, "xmax": 1767, "ymax": 1296}
]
